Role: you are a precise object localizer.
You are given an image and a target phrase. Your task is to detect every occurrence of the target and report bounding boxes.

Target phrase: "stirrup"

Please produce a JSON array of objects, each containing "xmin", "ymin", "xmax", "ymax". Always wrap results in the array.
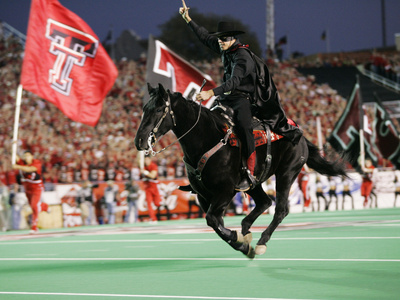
[{"xmin": 235, "ymin": 169, "xmax": 256, "ymax": 192}]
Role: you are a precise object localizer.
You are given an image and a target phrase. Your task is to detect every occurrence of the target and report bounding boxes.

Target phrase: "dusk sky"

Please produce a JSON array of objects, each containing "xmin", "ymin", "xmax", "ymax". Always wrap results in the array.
[{"xmin": 1, "ymin": 0, "xmax": 399, "ymax": 58}]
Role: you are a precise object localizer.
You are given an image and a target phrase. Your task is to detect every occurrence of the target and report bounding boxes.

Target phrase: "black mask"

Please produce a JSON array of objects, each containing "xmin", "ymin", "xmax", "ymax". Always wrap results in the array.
[{"xmin": 218, "ymin": 36, "xmax": 234, "ymax": 42}]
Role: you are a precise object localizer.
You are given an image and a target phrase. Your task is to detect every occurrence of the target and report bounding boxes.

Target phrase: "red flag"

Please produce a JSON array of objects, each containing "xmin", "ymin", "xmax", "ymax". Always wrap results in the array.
[
  {"xmin": 277, "ymin": 36, "xmax": 287, "ymax": 45},
  {"xmin": 328, "ymin": 82, "xmax": 380, "ymax": 168},
  {"xmin": 146, "ymin": 36, "xmax": 217, "ymax": 107},
  {"xmin": 21, "ymin": 0, "xmax": 118, "ymax": 126},
  {"xmin": 321, "ymin": 30, "xmax": 326, "ymax": 41},
  {"xmin": 372, "ymin": 99, "xmax": 400, "ymax": 168}
]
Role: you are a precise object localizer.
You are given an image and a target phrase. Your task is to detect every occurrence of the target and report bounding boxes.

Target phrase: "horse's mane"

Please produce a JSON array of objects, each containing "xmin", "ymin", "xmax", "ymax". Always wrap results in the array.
[{"xmin": 172, "ymin": 92, "xmax": 229, "ymax": 133}]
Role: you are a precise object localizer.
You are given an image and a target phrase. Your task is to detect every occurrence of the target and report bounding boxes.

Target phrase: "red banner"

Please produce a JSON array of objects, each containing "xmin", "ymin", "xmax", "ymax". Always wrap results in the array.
[
  {"xmin": 373, "ymin": 100, "xmax": 400, "ymax": 168},
  {"xmin": 21, "ymin": 0, "xmax": 118, "ymax": 126},
  {"xmin": 328, "ymin": 82, "xmax": 380, "ymax": 168},
  {"xmin": 147, "ymin": 36, "xmax": 217, "ymax": 107}
]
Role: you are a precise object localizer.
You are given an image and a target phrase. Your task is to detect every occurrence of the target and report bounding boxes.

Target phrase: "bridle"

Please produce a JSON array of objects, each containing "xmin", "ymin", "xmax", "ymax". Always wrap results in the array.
[{"xmin": 145, "ymin": 80, "xmax": 207, "ymax": 156}]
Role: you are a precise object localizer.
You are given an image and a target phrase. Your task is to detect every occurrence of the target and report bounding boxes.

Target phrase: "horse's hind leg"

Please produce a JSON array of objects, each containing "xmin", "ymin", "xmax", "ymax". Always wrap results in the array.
[
  {"xmin": 203, "ymin": 195, "xmax": 255, "ymax": 259},
  {"xmin": 255, "ymin": 195, "xmax": 289, "ymax": 255},
  {"xmin": 241, "ymin": 185, "xmax": 273, "ymax": 237},
  {"xmin": 255, "ymin": 172, "xmax": 298, "ymax": 255}
]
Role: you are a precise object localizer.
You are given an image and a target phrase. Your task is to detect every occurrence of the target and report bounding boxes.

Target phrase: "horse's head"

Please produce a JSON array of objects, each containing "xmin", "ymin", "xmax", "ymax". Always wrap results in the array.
[{"xmin": 135, "ymin": 83, "xmax": 175, "ymax": 151}]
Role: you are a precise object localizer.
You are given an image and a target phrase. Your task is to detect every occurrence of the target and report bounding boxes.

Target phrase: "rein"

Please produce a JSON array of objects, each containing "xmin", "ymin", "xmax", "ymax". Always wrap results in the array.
[{"xmin": 145, "ymin": 80, "xmax": 207, "ymax": 156}]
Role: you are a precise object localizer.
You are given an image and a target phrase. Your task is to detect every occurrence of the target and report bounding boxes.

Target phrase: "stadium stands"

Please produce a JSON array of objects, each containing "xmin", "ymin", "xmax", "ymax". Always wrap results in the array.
[{"xmin": 1, "ymin": 24, "xmax": 399, "ymax": 186}]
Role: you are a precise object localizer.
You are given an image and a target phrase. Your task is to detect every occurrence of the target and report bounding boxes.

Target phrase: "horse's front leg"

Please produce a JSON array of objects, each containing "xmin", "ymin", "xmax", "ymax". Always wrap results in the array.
[
  {"xmin": 255, "ymin": 171, "xmax": 297, "ymax": 255},
  {"xmin": 204, "ymin": 196, "xmax": 255, "ymax": 259}
]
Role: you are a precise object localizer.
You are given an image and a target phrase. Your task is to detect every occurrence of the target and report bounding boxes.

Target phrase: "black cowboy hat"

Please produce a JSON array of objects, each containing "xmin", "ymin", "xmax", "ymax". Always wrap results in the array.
[{"xmin": 209, "ymin": 21, "xmax": 245, "ymax": 37}]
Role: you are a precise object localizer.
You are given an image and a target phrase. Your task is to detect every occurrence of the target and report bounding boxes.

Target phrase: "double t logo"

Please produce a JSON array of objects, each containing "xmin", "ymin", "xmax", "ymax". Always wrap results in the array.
[{"xmin": 45, "ymin": 19, "xmax": 99, "ymax": 96}]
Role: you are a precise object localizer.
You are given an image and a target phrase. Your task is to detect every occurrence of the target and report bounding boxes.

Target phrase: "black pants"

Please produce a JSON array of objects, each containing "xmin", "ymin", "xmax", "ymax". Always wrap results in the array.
[{"xmin": 221, "ymin": 92, "xmax": 255, "ymax": 159}]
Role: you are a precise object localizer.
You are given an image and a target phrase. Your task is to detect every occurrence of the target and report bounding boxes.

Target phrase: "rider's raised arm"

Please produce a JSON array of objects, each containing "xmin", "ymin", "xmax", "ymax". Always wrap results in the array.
[
  {"xmin": 179, "ymin": 0, "xmax": 220, "ymax": 54},
  {"xmin": 179, "ymin": 0, "xmax": 191, "ymax": 23}
]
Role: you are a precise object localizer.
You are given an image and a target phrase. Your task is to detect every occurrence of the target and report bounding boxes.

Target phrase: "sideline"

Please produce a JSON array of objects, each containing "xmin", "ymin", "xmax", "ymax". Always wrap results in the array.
[
  {"xmin": 0, "ymin": 292, "xmax": 314, "ymax": 300},
  {"xmin": 1, "ymin": 236, "xmax": 400, "ymax": 245},
  {"xmin": 0, "ymin": 257, "xmax": 399, "ymax": 262}
]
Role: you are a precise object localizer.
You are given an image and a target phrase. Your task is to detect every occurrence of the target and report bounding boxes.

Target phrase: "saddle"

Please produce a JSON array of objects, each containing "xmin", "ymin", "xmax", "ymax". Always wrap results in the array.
[
  {"xmin": 227, "ymin": 119, "xmax": 284, "ymax": 148},
  {"xmin": 179, "ymin": 103, "xmax": 297, "ymax": 193},
  {"xmin": 211, "ymin": 103, "xmax": 290, "ymax": 148}
]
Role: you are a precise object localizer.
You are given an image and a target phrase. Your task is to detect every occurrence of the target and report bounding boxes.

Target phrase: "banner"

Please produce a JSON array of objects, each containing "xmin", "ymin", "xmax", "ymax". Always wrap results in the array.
[
  {"xmin": 328, "ymin": 82, "xmax": 379, "ymax": 168},
  {"xmin": 277, "ymin": 35, "xmax": 287, "ymax": 45},
  {"xmin": 146, "ymin": 35, "xmax": 217, "ymax": 107},
  {"xmin": 321, "ymin": 30, "xmax": 326, "ymax": 40},
  {"xmin": 372, "ymin": 97, "xmax": 400, "ymax": 168},
  {"xmin": 21, "ymin": 0, "xmax": 118, "ymax": 126}
]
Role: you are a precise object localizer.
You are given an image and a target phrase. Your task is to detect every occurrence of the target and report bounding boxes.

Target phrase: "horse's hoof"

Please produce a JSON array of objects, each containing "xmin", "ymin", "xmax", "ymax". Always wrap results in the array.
[
  {"xmin": 236, "ymin": 230, "xmax": 244, "ymax": 243},
  {"xmin": 243, "ymin": 232, "xmax": 253, "ymax": 245},
  {"xmin": 255, "ymin": 245, "xmax": 267, "ymax": 255},
  {"xmin": 246, "ymin": 245, "xmax": 256, "ymax": 259}
]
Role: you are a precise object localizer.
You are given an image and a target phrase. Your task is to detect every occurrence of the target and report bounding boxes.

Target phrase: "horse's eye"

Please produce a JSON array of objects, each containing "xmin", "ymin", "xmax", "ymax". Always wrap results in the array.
[{"xmin": 156, "ymin": 108, "xmax": 163, "ymax": 113}]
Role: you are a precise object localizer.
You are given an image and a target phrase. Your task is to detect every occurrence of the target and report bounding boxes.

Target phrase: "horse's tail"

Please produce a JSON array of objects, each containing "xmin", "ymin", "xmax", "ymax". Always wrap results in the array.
[{"xmin": 305, "ymin": 138, "xmax": 348, "ymax": 177}]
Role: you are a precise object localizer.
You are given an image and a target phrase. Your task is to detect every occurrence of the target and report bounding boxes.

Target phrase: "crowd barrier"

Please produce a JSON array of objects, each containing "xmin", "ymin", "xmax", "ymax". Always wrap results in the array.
[
  {"xmin": 3, "ymin": 170, "xmax": 399, "ymax": 231},
  {"xmin": 8, "ymin": 178, "xmax": 199, "ymax": 230}
]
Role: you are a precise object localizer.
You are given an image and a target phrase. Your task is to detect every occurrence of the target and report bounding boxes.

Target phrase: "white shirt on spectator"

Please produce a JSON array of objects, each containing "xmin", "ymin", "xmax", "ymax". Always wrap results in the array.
[{"xmin": 104, "ymin": 184, "xmax": 118, "ymax": 204}]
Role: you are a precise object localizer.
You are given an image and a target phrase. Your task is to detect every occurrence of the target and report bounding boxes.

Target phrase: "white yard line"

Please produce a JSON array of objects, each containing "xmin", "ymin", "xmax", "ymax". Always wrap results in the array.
[
  {"xmin": 1, "ymin": 236, "xmax": 400, "ymax": 245},
  {"xmin": 0, "ymin": 257, "xmax": 399, "ymax": 262},
  {"xmin": 0, "ymin": 292, "xmax": 314, "ymax": 300}
]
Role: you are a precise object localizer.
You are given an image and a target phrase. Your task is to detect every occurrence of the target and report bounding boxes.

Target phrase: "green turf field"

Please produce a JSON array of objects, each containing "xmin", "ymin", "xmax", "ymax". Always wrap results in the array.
[{"xmin": 0, "ymin": 208, "xmax": 399, "ymax": 300}]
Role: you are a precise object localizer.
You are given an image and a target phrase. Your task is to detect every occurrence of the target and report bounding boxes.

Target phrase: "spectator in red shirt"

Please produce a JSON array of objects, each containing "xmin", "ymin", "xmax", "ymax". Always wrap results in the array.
[
  {"xmin": 12, "ymin": 150, "xmax": 50, "ymax": 233},
  {"xmin": 298, "ymin": 167, "xmax": 310, "ymax": 208},
  {"xmin": 361, "ymin": 159, "xmax": 375, "ymax": 208},
  {"xmin": 6, "ymin": 168, "xmax": 18, "ymax": 187},
  {"xmin": 141, "ymin": 156, "xmax": 161, "ymax": 223},
  {"xmin": 0, "ymin": 164, "xmax": 7, "ymax": 185}
]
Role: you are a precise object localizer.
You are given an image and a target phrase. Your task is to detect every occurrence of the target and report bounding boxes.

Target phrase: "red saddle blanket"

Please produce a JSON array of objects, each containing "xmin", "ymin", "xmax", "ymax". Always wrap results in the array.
[
  {"xmin": 228, "ymin": 130, "xmax": 283, "ymax": 147},
  {"xmin": 227, "ymin": 119, "xmax": 297, "ymax": 148}
]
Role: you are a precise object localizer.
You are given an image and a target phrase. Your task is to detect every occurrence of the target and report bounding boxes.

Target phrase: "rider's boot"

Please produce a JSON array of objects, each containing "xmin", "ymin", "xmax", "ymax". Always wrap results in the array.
[
  {"xmin": 235, "ymin": 151, "xmax": 256, "ymax": 192},
  {"xmin": 179, "ymin": 185, "xmax": 195, "ymax": 193}
]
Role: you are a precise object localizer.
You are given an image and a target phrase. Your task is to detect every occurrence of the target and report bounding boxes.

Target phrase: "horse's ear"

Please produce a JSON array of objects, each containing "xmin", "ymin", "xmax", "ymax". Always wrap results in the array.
[
  {"xmin": 147, "ymin": 83, "xmax": 156, "ymax": 95},
  {"xmin": 158, "ymin": 83, "xmax": 168, "ymax": 100}
]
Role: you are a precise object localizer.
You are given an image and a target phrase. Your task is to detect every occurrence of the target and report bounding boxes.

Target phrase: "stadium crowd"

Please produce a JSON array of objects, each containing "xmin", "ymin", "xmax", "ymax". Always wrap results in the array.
[
  {"xmin": 0, "ymin": 31, "xmax": 349, "ymax": 188},
  {"xmin": 1, "ymin": 30, "xmax": 399, "ymax": 188},
  {"xmin": 2, "ymin": 26, "xmax": 400, "ymax": 231},
  {"xmin": 365, "ymin": 50, "xmax": 400, "ymax": 84}
]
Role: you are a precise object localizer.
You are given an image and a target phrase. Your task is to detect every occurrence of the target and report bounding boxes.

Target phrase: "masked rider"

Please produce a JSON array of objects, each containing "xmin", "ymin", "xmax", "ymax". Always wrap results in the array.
[{"xmin": 179, "ymin": 0, "xmax": 302, "ymax": 191}]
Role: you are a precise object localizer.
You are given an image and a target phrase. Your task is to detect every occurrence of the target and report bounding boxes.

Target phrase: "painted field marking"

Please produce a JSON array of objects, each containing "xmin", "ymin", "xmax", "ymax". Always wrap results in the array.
[
  {"xmin": 0, "ymin": 291, "xmax": 314, "ymax": 300},
  {"xmin": 0, "ymin": 258, "xmax": 399, "ymax": 262},
  {"xmin": 1, "ymin": 236, "xmax": 400, "ymax": 246}
]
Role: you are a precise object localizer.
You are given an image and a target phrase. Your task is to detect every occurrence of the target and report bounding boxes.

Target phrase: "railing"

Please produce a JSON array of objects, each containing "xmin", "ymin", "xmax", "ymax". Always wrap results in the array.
[
  {"xmin": 358, "ymin": 65, "xmax": 400, "ymax": 93},
  {"xmin": 1, "ymin": 21, "xmax": 26, "ymax": 47}
]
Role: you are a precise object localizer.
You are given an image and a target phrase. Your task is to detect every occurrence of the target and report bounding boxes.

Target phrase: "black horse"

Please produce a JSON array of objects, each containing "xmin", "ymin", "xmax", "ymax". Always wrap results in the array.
[{"xmin": 135, "ymin": 83, "xmax": 347, "ymax": 259}]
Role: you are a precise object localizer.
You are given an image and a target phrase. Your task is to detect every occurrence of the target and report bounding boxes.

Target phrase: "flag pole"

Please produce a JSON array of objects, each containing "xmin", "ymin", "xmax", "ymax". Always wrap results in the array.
[
  {"xmin": 139, "ymin": 151, "xmax": 145, "ymax": 171},
  {"xmin": 360, "ymin": 128, "xmax": 365, "ymax": 169},
  {"xmin": 12, "ymin": 84, "xmax": 23, "ymax": 165},
  {"xmin": 326, "ymin": 29, "xmax": 330, "ymax": 53},
  {"xmin": 316, "ymin": 115, "xmax": 323, "ymax": 154},
  {"xmin": 356, "ymin": 75, "xmax": 365, "ymax": 169}
]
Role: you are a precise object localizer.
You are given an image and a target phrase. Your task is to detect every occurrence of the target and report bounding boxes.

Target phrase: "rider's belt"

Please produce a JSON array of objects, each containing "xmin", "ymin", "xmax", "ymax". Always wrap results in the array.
[{"xmin": 223, "ymin": 90, "xmax": 251, "ymax": 100}]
